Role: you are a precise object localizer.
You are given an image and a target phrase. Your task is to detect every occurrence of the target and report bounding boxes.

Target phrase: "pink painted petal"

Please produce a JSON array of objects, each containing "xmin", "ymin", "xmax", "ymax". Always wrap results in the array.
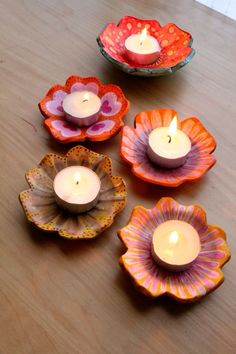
[
  {"xmin": 183, "ymin": 270, "xmax": 207, "ymax": 297},
  {"xmin": 51, "ymin": 120, "xmax": 82, "ymax": 138},
  {"xmin": 101, "ymin": 92, "xmax": 122, "ymax": 116},
  {"xmin": 70, "ymin": 82, "xmax": 99, "ymax": 94},
  {"xmin": 46, "ymin": 90, "xmax": 67, "ymax": 116},
  {"xmin": 191, "ymin": 268, "xmax": 215, "ymax": 291},
  {"xmin": 121, "ymin": 127, "xmax": 147, "ymax": 164},
  {"xmin": 86, "ymin": 120, "xmax": 115, "ymax": 136},
  {"xmin": 135, "ymin": 112, "xmax": 153, "ymax": 140}
]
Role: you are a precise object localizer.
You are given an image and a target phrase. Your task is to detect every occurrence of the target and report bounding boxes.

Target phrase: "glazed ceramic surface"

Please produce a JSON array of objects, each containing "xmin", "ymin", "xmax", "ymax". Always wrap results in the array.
[
  {"xmin": 120, "ymin": 108, "xmax": 216, "ymax": 187},
  {"xmin": 39, "ymin": 76, "xmax": 129, "ymax": 143},
  {"xmin": 118, "ymin": 198, "xmax": 230, "ymax": 302},
  {"xmin": 19, "ymin": 146, "xmax": 127, "ymax": 239},
  {"xmin": 97, "ymin": 16, "xmax": 195, "ymax": 76}
]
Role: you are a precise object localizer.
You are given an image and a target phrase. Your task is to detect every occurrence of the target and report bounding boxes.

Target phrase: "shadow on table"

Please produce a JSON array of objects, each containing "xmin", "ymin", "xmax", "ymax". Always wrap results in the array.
[
  {"xmin": 23, "ymin": 215, "xmax": 114, "ymax": 258},
  {"xmin": 96, "ymin": 59, "xmax": 188, "ymax": 99},
  {"xmin": 115, "ymin": 266, "xmax": 213, "ymax": 317}
]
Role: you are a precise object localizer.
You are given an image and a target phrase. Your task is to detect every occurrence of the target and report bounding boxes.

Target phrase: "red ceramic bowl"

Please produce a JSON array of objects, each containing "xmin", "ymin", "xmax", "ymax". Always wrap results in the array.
[
  {"xmin": 39, "ymin": 75, "xmax": 129, "ymax": 143},
  {"xmin": 120, "ymin": 108, "xmax": 216, "ymax": 187},
  {"xmin": 97, "ymin": 16, "xmax": 195, "ymax": 76}
]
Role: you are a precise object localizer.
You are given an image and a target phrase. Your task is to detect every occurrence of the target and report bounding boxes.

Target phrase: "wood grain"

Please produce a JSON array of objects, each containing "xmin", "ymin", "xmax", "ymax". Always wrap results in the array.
[{"xmin": 0, "ymin": 0, "xmax": 236, "ymax": 353}]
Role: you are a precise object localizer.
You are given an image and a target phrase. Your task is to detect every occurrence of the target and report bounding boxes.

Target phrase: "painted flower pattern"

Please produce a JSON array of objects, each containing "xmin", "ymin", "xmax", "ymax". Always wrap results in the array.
[
  {"xmin": 118, "ymin": 198, "xmax": 230, "ymax": 302},
  {"xmin": 19, "ymin": 146, "xmax": 127, "ymax": 239},
  {"xmin": 97, "ymin": 16, "xmax": 195, "ymax": 76},
  {"xmin": 120, "ymin": 108, "xmax": 216, "ymax": 187},
  {"xmin": 39, "ymin": 76, "xmax": 129, "ymax": 143}
]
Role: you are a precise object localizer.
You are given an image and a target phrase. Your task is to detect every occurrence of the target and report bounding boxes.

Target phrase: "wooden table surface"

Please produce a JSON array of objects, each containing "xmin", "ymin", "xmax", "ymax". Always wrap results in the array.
[{"xmin": 1, "ymin": 0, "xmax": 236, "ymax": 353}]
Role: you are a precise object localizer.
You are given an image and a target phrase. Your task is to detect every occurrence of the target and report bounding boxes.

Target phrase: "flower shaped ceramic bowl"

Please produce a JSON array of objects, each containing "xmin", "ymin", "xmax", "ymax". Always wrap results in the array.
[
  {"xmin": 120, "ymin": 109, "xmax": 216, "ymax": 187},
  {"xmin": 118, "ymin": 198, "xmax": 230, "ymax": 302},
  {"xmin": 97, "ymin": 16, "xmax": 195, "ymax": 76},
  {"xmin": 19, "ymin": 146, "xmax": 127, "ymax": 239},
  {"xmin": 39, "ymin": 76, "xmax": 129, "ymax": 143}
]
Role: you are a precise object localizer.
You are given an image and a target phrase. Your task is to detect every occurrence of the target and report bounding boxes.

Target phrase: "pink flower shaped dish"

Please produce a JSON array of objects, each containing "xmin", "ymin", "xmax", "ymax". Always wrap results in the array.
[
  {"xmin": 97, "ymin": 16, "xmax": 195, "ymax": 76},
  {"xmin": 120, "ymin": 108, "xmax": 216, "ymax": 187},
  {"xmin": 118, "ymin": 198, "xmax": 230, "ymax": 302},
  {"xmin": 19, "ymin": 146, "xmax": 127, "ymax": 239},
  {"xmin": 39, "ymin": 76, "xmax": 129, "ymax": 143}
]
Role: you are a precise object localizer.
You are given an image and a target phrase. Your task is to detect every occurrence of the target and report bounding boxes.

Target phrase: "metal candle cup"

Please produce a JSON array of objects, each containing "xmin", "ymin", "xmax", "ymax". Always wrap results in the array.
[
  {"xmin": 147, "ymin": 116, "xmax": 191, "ymax": 168},
  {"xmin": 53, "ymin": 166, "xmax": 101, "ymax": 214},
  {"xmin": 151, "ymin": 220, "xmax": 201, "ymax": 272},
  {"xmin": 124, "ymin": 28, "xmax": 161, "ymax": 65},
  {"xmin": 62, "ymin": 91, "xmax": 101, "ymax": 127}
]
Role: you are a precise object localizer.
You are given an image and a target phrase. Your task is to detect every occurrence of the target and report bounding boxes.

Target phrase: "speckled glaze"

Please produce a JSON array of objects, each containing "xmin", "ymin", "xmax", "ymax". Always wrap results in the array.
[
  {"xmin": 118, "ymin": 198, "xmax": 230, "ymax": 302},
  {"xmin": 120, "ymin": 108, "xmax": 216, "ymax": 187},
  {"xmin": 19, "ymin": 146, "xmax": 127, "ymax": 239},
  {"xmin": 97, "ymin": 16, "xmax": 195, "ymax": 76},
  {"xmin": 39, "ymin": 75, "xmax": 129, "ymax": 143}
]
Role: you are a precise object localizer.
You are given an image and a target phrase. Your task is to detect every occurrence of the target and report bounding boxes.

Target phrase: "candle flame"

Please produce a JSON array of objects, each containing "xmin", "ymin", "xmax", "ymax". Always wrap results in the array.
[
  {"xmin": 168, "ymin": 116, "xmax": 178, "ymax": 138},
  {"xmin": 169, "ymin": 231, "xmax": 179, "ymax": 244},
  {"xmin": 140, "ymin": 28, "xmax": 147, "ymax": 45},
  {"xmin": 82, "ymin": 92, "xmax": 90, "ymax": 103},
  {"xmin": 74, "ymin": 172, "xmax": 81, "ymax": 185}
]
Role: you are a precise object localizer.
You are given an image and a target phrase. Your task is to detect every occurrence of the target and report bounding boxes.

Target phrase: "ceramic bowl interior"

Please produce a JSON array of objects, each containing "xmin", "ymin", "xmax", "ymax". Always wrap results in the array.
[{"xmin": 97, "ymin": 16, "xmax": 195, "ymax": 76}]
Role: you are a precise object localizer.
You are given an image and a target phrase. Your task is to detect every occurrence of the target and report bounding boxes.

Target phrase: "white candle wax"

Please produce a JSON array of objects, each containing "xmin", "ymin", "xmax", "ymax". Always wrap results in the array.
[
  {"xmin": 147, "ymin": 117, "xmax": 191, "ymax": 168},
  {"xmin": 53, "ymin": 166, "xmax": 101, "ymax": 213},
  {"xmin": 62, "ymin": 91, "xmax": 101, "ymax": 127},
  {"xmin": 124, "ymin": 28, "xmax": 161, "ymax": 65},
  {"xmin": 151, "ymin": 220, "xmax": 201, "ymax": 272}
]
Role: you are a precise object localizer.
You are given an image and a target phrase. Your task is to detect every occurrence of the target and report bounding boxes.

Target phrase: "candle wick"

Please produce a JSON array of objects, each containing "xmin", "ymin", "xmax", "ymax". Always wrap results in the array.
[
  {"xmin": 76, "ymin": 181, "xmax": 79, "ymax": 185},
  {"xmin": 140, "ymin": 41, "xmax": 143, "ymax": 46},
  {"xmin": 82, "ymin": 98, "xmax": 89, "ymax": 103},
  {"xmin": 167, "ymin": 135, "xmax": 172, "ymax": 143}
]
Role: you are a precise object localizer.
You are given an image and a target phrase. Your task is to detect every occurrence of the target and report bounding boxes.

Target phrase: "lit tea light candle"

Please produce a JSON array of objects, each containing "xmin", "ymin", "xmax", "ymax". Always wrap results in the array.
[
  {"xmin": 62, "ymin": 91, "xmax": 101, "ymax": 127},
  {"xmin": 147, "ymin": 116, "xmax": 191, "ymax": 168},
  {"xmin": 124, "ymin": 28, "xmax": 161, "ymax": 65},
  {"xmin": 53, "ymin": 166, "xmax": 101, "ymax": 213},
  {"xmin": 151, "ymin": 220, "xmax": 201, "ymax": 272}
]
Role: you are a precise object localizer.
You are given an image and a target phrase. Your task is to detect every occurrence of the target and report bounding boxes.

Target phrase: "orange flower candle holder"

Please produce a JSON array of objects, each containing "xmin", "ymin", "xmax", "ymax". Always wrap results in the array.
[
  {"xmin": 97, "ymin": 16, "xmax": 195, "ymax": 76},
  {"xmin": 118, "ymin": 198, "xmax": 230, "ymax": 302},
  {"xmin": 19, "ymin": 146, "xmax": 127, "ymax": 239},
  {"xmin": 120, "ymin": 109, "xmax": 216, "ymax": 187},
  {"xmin": 39, "ymin": 75, "xmax": 129, "ymax": 143}
]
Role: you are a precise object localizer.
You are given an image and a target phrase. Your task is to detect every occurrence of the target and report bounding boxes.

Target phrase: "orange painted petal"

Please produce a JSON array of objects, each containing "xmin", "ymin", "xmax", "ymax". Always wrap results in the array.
[
  {"xmin": 181, "ymin": 118, "xmax": 216, "ymax": 154},
  {"xmin": 38, "ymin": 85, "xmax": 68, "ymax": 119},
  {"xmin": 65, "ymin": 75, "xmax": 101, "ymax": 94},
  {"xmin": 85, "ymin": 116, "xmax": 124, "ymax": 142},
  {"xmin": 44, "ymin": 117, "xmax": 86, "ymax": 144},
  {"xmin": 120, "ymin": 126, "xmax": 147, "ymax": 165}
]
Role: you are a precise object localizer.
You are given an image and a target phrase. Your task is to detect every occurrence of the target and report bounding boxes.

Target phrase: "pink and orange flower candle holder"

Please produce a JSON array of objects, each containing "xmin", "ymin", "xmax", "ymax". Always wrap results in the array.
[
  {"xmin": 120, "ymin": 108, "xmax": 216, "ymax": 187},
  {"xmin": 39, "ymin": 75, "xmax": 129, "ymax": 143},
  {"xmin": 118, "ymin": 198, "xmax": 230, "ymax": 302}
]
